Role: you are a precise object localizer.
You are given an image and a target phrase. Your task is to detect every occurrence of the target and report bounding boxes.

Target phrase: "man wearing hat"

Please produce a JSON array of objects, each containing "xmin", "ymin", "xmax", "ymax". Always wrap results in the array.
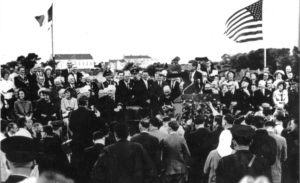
[
  {"xmin": 265, "ymin": 121, "xmax": 287, "ymax": 183},
  {"xmin": 1, "ymin": 136, "xmax": 38, "ymax": 183},
  {"xmin": 102, "ymin": 69, "xmax": 117, "ymax": 89},
  {"xmin": 216, "ymin": 125, "xmax": 271, "ymax": 183}
]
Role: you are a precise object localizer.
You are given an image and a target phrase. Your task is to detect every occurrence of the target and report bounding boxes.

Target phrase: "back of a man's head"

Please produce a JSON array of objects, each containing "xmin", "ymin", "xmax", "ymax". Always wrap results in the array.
[
  {"xmin": 275, "ymin": 114, "xmax": 285, "ymax": 122},
  {"xmin": 17, "ymin": 117, "xmax": 27, "ymax": 128},
  {"xmin": 149, "ymin": 118, "xmax": 161, "ymax": 128},
  {"xmin": 168, "ymin": 121, "xmax": 179, "ymax": 132},
  {"xmin": 140, "ymin": 118, "xmax": 150, "ymax": 129},
  {"xmin": 78, "ymin": 96, "xmax": 88, "ymax": 106},
  {"xmin": 252, "ymin": 116, "xmax": 266, "ymax": 129},
  {"xmin": 194, "ymin": 115, "xmax": 205, "ymax": 125},
  {"xmin": 114, "ymin": 123, "xmax": 129, "ymax": 140},
  {"xmin": 231, "ymin": 125, "xmax": 255, "ymax": 146},
  {"xmin": 93, "ymin": 130, "xmax": 106, "ymax": 141},
  {"xmin": 224, "ymin": 114, "xmax": 235, "ymax": 125}
]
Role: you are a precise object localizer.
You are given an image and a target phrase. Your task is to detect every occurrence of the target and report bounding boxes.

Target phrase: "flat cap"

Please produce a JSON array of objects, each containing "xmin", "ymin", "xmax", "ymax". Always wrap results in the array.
[
  {"xmin": 1, "ymin": 136, "xmax": 38, "ymax": 163},
  {"xmin": 230, "ymin": 125, "xmax": 255, "ymax": 141}
]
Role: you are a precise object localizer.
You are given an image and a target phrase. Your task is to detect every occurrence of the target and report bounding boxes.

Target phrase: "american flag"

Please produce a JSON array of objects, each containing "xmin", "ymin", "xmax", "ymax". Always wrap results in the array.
[{"xmin": 225, "ymin": 0, "xmax": 263, "ymax": 43}]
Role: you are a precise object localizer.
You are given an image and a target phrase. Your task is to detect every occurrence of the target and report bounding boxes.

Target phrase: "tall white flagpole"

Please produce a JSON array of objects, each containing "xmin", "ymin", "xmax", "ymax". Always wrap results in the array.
[
  {"xmin": 51, "ymin": 3, "xmax": 54, "ymax": 60},
  {"xmin": 299, "ymin": 0, "xmax": 300, "ymax": 50},
  {"xmin": 263, "ymin": 0, "xmax": 266, "ymax": 68}
]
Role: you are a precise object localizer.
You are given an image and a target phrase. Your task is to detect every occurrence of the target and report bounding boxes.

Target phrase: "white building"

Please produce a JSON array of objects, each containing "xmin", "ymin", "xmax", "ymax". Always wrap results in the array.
[
  {"xmin": 55, "ymin": 54, "xmax": 94, "ymax": 70},
  {"xmin": 123, "ymin": 55, "xmax": 158, "ymax": 68}
]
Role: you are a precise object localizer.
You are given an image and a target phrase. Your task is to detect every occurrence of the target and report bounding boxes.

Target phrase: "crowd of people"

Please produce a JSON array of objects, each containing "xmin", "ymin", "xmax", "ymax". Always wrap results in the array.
[{"xmin": 0, "ymin": 58, "xmax": 299, "ymax": 183}]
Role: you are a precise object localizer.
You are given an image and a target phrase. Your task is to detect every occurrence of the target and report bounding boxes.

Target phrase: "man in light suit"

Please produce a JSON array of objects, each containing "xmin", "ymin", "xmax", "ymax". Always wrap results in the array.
[
  {"xmin": 265, "ymin": 121, "xmax": 287, "ymax": 183},
  {"xmin": 162, "ymin": 121, "xmax": 191, "ymax": 183}
]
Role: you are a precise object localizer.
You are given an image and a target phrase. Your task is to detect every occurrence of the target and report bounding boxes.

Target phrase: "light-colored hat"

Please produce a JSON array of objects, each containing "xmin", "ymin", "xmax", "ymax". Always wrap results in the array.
[
  {"xmin": 79, "ymin": 85, "xmax": 91, "ymax": 94},
  {"xmin": 274, "ymin": 70, "xmax": 285, "ymax": 76},
  {"xmin": 38, "ymin": 88, "xmax": 51, "ymax": 96},
  {"xmin": 161, "ymin": 70, "xmax": 168, "ymax": 77},
  {"xmin": 44, "ymin": 65, "xmax": 53, "ymax": 71},
  {"xmin": 82, "ymin": 73, "xmax": 90, "ymax": 79}
]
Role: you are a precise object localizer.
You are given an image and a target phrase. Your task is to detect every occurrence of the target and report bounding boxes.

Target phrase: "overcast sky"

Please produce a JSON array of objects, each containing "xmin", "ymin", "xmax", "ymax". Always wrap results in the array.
[{"xmin": 0, "ymin": 0, "xmax": 298, "ymax": 64}]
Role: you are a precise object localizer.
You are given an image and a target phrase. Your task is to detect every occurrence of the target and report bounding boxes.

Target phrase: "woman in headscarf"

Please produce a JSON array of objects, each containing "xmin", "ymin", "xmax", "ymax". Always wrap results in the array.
[{"xmin": 204, "ymin": 129, "xmax": 235, "ymax": 183}]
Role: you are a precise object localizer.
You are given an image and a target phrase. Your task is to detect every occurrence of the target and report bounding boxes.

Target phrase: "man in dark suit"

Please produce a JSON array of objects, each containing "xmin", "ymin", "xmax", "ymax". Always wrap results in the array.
[
  {"xmin": 216, "ymin": 125, "xmax": 271, "ymax": 183},
  {"xmin": 168, "ymin": 78, "xmax": 181, "ymax": 101},
  {"xmin": 185, "ymin": 61, "xmax": 203, "ymax": 94},
  {"xmin": 250, "ymin": 116, "xmax": 277, "ymax": 177},
  {"xmin": 69, "ymin": 96, "xmax": 101, "ymax": 182},
  {"xmin": 83, "ymin": 130, "xmax": 106, "ymax": 181},
  {"xmin": 116, "ymin": 70, "xmax": 134, "ymax": 106},
  {"xmin": 131, "ymin": 118, "xmax": 161, "ymax": 177},
  {"xmin": 149, "ymin": 73, "xmax": 168, "ymax": 115},
  {"xmin": 61, "ymin": 60, "xmax": 74, "ymax": 84},
  {"xmin": 253, "ymin": 80, "xmax": 273, "ymax": 108},
  {"xmin": 90, "ymin": 123, "xmax": 153, "ymax": 183},
  {"xmin": 133, "ymin": 71, "xmax": 152, "ymax": 116},
  {"xmin": 162, "ymin": 121, "xmax": 191, "ymax": 183},
  {"xmin": 185, "ymin": 115, "xmax": 212, "ymax": 183},
  {"xmin": 27, "ymin": 67, "xmax": 37, "ymax": 90},
  {"xmin": 14, "ymin": 66, "xmax": 30, "ymax": 91},
  {"xmin": 102, "ymin": 70, "xmax": 117, "ymax": 89},
  {"xmin": 150, "ymin": 73, "xmax": 168, "ymax": 100},
  {"xmin": 1, "ymin": 136, "xmax": 38, "ymax": 183}
]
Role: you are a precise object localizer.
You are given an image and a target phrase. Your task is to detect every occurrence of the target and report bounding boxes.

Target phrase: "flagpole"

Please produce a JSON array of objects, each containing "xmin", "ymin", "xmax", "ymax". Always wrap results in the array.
[
  {"xmin": 264, "ymin": 47, "xmax": 266, "ymax": 68},
  {"xmin": 299, "ymin": 0, "xmax": 300, "ymax": 50},
  {"xmin": 263, "ymin": 0, "xmax": 266, "ymax": 68},
  {"xmin": 51, "ymin": 3, "xmax": 54, "ymax": 60}
]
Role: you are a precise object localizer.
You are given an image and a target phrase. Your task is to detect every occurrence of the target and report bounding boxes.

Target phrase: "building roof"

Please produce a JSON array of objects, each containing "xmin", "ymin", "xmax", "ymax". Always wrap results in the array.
[
  {"xmin": 124, "ymin": 55, "xmax": 151, "ymax": 59},
  {"xmin": 55, "ymin": 54, "xmax": 93, "ymax": 60}
]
